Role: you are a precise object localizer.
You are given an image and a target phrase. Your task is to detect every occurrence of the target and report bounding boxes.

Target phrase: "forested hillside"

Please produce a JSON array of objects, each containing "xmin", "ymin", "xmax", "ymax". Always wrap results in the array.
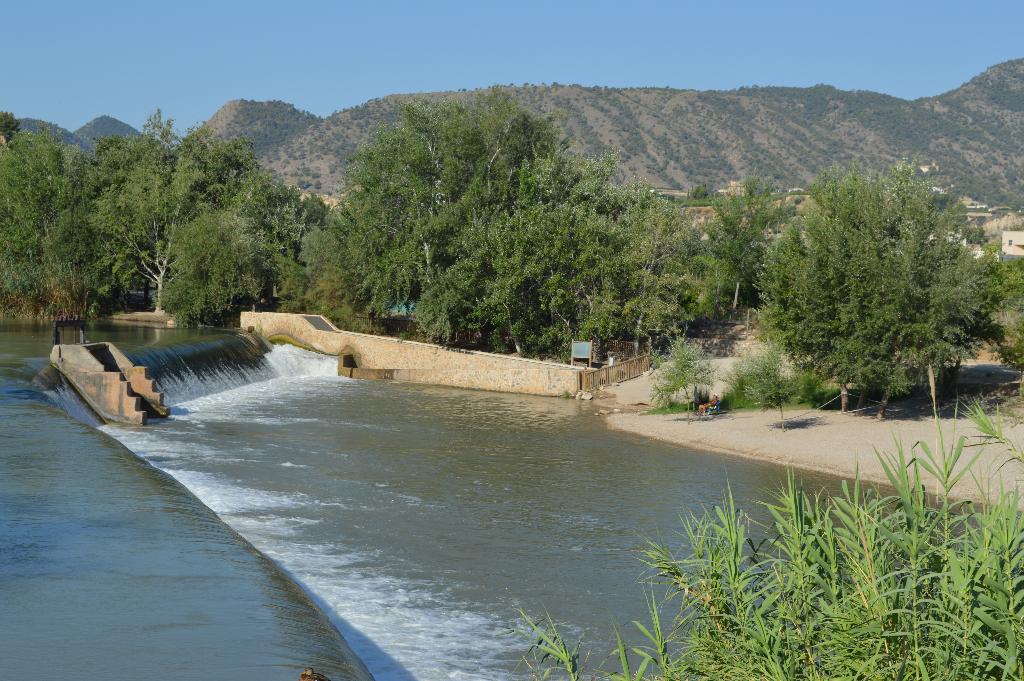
[{"xmin": 205, "ymin": 59, "xmax": 1024, "ymax": 204}]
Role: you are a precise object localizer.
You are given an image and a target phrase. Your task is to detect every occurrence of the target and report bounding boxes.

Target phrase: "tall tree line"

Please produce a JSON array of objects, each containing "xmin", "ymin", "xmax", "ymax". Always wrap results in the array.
[
  {"xmin": 0, "ymin": 112, "xmax": 327, "ymax": 324},
  {"xmin": 295, "ymin": 93, "xmax": 707, "ymax": 357},
  {"xmin": 1, "ymin": 98, "xmax": 1007, "ymax": 385}
]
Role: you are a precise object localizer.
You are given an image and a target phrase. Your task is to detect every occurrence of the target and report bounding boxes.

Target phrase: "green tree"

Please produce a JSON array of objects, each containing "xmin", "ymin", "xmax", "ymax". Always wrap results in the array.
[
  {"xmin": 616, "ymin": 185, "xmax": 701, "ymax": 353},
  {"xmin": 336, "ymin": 92, "xmax": 561, "ymax": 318},
  {"xmin": 322, "ymin": 94, "xmax": 702, "ymax": 357},
  {"xmin": 0, "ymin": 111, "xmax": 19, "ymax": 142},
  {"xmin": 761, "ymin": 165, "xmax": 998, "ymax": 418},
  {"xmin": 92, "ymin": 112, "xmax": 191, "ymax": 312},
  {"xmin": 706, "ymin": 177, "xmax": 787, "ymax": 310},
  {"xmin": 732, "ymin": 344, "xmax": 798, "ymax": 429},
  {"xmin": 0, "ymin": 129, "xmax": 102, "ymax": 316},
  {"xmin": 991, "ymin": 256, "xmax": 1024, "ymax": 315},
  {"xmin": 163, "ymin": 211, "xmax": 266, "ymax": 326},
  {"xmin": 998, "ymin": 317, "xmax": 1024, "ymax": 394},
  {"xmin": 650, "ymin": 337, "xmax": 716, "ymax": 408},
  {"xmin": 93, "ymin": 112, "xmax": 269, "ymax": 314},
  {"xmin": 688, "ymin": 183, "xmax": 709, "ymax": 200}
]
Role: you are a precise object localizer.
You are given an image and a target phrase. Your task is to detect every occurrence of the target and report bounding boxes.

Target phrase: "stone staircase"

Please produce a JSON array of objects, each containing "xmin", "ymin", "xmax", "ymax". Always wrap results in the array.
[{"xmin": 50, "ymin": 342, "xmax": 168, "ymax": 425}]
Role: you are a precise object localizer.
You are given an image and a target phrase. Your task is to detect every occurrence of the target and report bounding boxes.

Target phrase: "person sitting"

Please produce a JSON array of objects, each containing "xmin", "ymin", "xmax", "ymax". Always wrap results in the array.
[{"xmin": 698, "ymin": 394, "xmax": 720, "ymax": 416}]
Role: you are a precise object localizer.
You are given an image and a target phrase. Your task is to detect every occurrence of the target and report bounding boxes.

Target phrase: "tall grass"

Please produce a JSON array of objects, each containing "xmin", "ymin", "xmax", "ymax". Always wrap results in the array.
[{"xmin": 523, "ymin": 410, "xmax": 1024, "ymax": 679}]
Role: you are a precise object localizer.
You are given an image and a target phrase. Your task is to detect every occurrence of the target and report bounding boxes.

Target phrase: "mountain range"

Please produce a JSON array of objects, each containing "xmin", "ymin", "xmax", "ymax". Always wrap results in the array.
[
  {"xmin": 15, "ymin": 59, "xmax": 1024, "ymax": 205},
  {"xmin": 203, "ymin": 59, "xmax": 1024, "ymax": 205}
]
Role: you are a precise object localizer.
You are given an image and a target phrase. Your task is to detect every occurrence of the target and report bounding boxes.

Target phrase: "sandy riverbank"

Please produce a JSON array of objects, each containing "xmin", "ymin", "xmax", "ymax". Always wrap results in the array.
[{"xmin": 601, "ymin": 362, "xmax": 1024, "ymax": 502}]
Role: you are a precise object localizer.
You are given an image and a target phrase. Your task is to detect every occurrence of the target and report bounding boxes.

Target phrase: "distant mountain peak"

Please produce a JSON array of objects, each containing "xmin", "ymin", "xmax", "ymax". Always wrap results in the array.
[
  {"xmin": 936, "ymin": 57, "xmax": 1024, "ymax": 114},
  {"xmin": 74, "ymin": 116, "xmax": 139, "ymax": 148},
  {"xmin": 205, "ymin": 99, "xmax": 320, "ymax": 157}
]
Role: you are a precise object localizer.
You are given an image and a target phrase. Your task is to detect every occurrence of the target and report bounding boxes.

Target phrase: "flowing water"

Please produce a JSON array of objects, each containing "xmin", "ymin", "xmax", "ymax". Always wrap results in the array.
[
  {"xmin": 2, "ymin": 321, "xmax": 839, "ymax": 680},
  {"xmin": 0, "ymin": 322, "xmax": 371, "ymax": 681}
]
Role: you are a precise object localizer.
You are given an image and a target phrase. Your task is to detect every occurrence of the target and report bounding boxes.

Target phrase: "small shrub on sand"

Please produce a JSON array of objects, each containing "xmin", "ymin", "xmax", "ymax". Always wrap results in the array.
[
  {"xmin": 728, "ymin": 345, "xmax": 798, "ymax": 429},
  {"xmin": 650, "ymin": 338, "xmax": 716, "ymax": 409}
]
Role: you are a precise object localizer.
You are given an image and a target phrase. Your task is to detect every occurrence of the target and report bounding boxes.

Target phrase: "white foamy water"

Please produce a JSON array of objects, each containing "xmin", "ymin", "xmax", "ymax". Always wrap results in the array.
[{"xmin": 102, "ymin": 344, "xmax": 515, "ymax": 681}]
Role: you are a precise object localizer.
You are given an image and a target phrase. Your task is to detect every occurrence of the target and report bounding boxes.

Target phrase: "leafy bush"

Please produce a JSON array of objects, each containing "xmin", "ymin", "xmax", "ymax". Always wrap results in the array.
[
  {"xmin": 794, "ymin": 370, "xmax": 840, "ymax": 407},
  {"xmin": 723, "ymin": 360, "xmax": 838, "ymax": 414},
  {"xmin": 998, "ymin": 316, "xmax": 1024, "ymax": 394},
  {"xmin": 524, "ymin": 409, "xmax": 1024, "ymax": 680},
  {"xmin": 650, "ymin": 338, "xmax": 716, "ymax": 408},
  {"xmin": 726, "ymin": 346, "xmax": 798, "ymax": 428}
]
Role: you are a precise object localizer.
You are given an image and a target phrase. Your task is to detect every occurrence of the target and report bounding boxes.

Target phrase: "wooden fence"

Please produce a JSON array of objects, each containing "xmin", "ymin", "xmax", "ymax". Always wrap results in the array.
[
  {"xmin": 581, "ymin": 354, "xmax": 651, "ymax": 391},
  {"xmin": 603, "ymin": 339, "xmax": 647, "ymax": 360}
]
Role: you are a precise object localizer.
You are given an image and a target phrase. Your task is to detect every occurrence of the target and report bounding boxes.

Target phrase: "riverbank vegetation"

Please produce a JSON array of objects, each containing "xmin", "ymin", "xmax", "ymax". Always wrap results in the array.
[
  {"xmin": 0, "ymin": 111, "xmax": 326, "ymax": 323},
  {"xmin": 0, "ymin": 95, "xmax": 1016, "ymax": 379},
  {"xmin": 524, "ymin": 409, "xmax": 1024, "ymax": 680},
  {"xmin": 761, "ymin": 165, "xmax": 1001, "ymax": 417},
  {"xmin": 295, "ymin": 94, "xmax": 708, "ymax": 357}
]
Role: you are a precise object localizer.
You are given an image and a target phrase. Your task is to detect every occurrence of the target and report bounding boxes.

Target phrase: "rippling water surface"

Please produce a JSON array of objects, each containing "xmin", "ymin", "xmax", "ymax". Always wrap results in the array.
[
  {"xmin": 3, "ymin": 321, "xmax": 838, "ymax": 681},
  {"xmin": 0, "ymin": 322, "xmax": 369, "ymax": 681}
]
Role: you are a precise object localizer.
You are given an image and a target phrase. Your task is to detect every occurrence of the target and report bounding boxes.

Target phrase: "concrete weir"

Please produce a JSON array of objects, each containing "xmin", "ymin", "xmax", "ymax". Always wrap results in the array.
[
  {"xmin": 242, "ymin": 311, "xmax": 584, "ymax": 396},
  {"xmin": 50, "ymin": 342, "xmax": 169, "ymax": 425}
]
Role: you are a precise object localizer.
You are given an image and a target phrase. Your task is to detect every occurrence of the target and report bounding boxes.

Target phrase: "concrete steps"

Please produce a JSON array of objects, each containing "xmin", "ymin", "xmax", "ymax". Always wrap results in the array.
[{"xmin": 50, "ymin": 342, "xmax": 169, "ymax": 425}]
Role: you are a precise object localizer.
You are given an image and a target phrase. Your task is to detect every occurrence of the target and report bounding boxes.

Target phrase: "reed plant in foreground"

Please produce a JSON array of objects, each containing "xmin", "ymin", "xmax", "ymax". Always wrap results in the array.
[{"xmin": 523, "ymin": 408, "xmax": 1024, "ymax": 680}]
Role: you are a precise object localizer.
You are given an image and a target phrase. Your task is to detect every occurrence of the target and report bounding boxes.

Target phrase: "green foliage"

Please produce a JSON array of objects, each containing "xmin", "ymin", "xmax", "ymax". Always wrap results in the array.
[
  {"xmin": 0, "ymin": 129, "xmax": 102, "ymax": 316},
  {"xmin": 992, "ymin": 258, "xmax": 1024, "ymax": 315},
  {"xmin": 998, "ymin": 317, "xmax": 1024, "ymax": 393},
  {"xmin": 0, "ymin": 109, "xmax": 320, "ymax": 324},
  {"xmin": 318, "ymin": 94, "xmax": 702, "ymax": 357},
  {"xmin": 524, "ymin": 410, "xmax": 1024, "ymax": 680},
  {"xmin": 0, "ymin": 111, "xmax": 19, "ymax": 141},
  {"xmin": 650, "ymin": 338, "xmax": 715, "ymax": 407},
  {"xmin": 729, "ymin": 345, "xmax": 798, "ymax": 428},
  {"xmin": 761, "ymin": 164, "xmax": 999, "ymax": 414},
  {"xmin": 724, "ymin": 369, "xmax": 838, "ymax": 411},
  {"xmin": 705, "ymin": 177, "xmax": 788, "ymax": 309},
  {"xmin": 92, "ymin": 111, "xmax": 195, "ymax": 311},
  {"xmin": 91, "ymin": 111, "xmax": 323, "ymax": 320},
  {"xmin": 794, "ymin": 370, "xmax": 838, "ymax": 406},
  {"xmin": 162, "ymin": 211, "xmax": 266, "ymax": 326},
  {"xmin": 285, "ymin": 226, "xmax": 376, "ymax": 333},
  {"xmin": 520, "ymin": 612, "xmax": 585, "ymax": 681},
  {"xmin": 688, "ymin": 183, "xmax": 709, "ymax": 200}
]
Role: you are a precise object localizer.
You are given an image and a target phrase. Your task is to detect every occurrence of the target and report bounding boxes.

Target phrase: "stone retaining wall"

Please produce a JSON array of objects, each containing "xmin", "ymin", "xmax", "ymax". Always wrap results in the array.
[{"xmin": 241, "ymin": 312, "xmax": 583, "ymax": 397}]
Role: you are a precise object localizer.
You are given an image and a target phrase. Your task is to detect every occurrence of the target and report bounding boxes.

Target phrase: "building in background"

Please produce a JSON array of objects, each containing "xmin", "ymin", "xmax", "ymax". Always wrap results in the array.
[{"xmin": 1001, "ymin": 230, "xmax": 1024, "ymax": 260}]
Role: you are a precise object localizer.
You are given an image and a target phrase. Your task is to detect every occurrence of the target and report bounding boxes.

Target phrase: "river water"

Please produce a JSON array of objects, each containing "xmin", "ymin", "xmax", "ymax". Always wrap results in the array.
[{"xmin": 1, "ymin": 322, "xmax": 836, "ymax": 680}]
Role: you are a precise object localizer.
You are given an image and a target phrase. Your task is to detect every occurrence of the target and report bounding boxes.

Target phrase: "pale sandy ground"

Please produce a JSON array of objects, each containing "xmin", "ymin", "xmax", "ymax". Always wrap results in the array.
[{"xmin": 601, "ymin": 361, "xmax": 1024, "ymax": 503}]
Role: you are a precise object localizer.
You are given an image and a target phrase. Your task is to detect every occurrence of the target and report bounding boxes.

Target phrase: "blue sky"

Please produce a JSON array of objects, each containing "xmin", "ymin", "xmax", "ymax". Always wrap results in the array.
[{"xmin": 4, "ymin": 0, "xmax": 1023, "ymax": 131}]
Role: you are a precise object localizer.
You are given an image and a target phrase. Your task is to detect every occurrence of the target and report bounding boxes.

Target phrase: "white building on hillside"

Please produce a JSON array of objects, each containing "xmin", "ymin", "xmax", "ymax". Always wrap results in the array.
[{"xmin": 1001, "ymin": 231, "xmax": 1024, "ymax": 260}]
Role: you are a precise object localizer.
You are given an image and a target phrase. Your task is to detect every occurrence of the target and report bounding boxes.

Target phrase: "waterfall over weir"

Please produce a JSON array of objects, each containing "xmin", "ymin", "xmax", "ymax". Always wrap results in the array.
[
  {"xmin": 125, "ymin": 333, "xmax": 337, "ymax": 405},
  {"xmin": 43, "ymin": 332, "xmax": 339, "ymax": 429}
]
